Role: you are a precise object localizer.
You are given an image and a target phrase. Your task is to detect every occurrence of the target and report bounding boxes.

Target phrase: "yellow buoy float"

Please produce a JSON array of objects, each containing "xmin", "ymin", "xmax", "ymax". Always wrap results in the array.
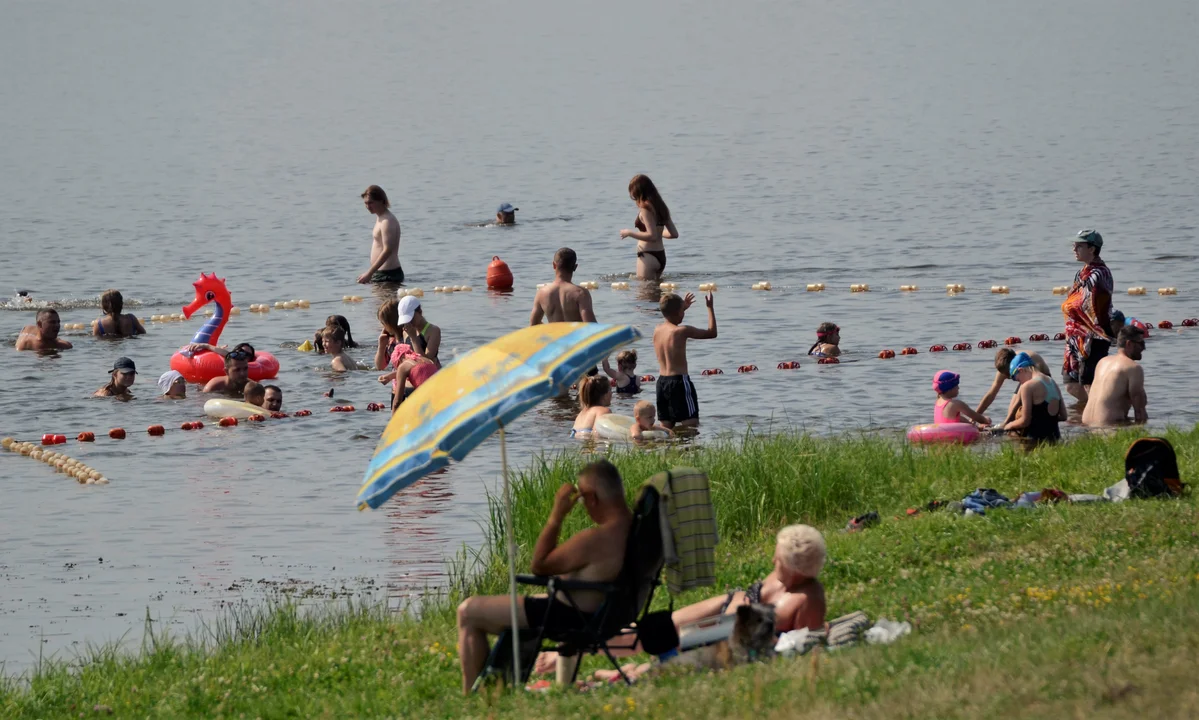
[
  {"xmin": 899, "ymin": 285, "xmax": 918, "ymax": 292},
  {"xmin": 751, "ymin": 281, "xmax": 772, "ymax": 291},
  {"xmin": 1128, "ymin": 287, "xmax": 1147, "ymax": 296},
  {"xmin": 850, "ymin": 284, "xmax": 870, "ymax": 293},
  {"xmin": 990, "ymin": 286, "xmax": 1010, "ymax": 294},
  {"xmin": 1158, "ymin": 287, "xmax": 1178, "ymax": 296}
]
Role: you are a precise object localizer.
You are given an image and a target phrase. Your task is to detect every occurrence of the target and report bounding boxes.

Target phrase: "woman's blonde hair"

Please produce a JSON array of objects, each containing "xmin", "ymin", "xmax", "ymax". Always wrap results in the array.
[
  {"xmin": 776, "ymin": 525, "xmax": 826, "ymax": 577},
  {"xmin": 616, "ymin": 349, "xmax": 637, "ymax": 369}
]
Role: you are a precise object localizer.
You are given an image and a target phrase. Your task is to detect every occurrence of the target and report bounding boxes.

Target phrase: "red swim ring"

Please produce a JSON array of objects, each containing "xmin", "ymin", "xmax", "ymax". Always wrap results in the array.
[{"xmin": 168, "ymin": 273, "xmax": 279, "ymax": 384}]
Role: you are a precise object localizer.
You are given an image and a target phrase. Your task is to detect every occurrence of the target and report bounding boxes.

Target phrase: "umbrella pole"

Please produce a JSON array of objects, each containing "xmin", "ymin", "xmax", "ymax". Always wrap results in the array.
[{"xmin": 499, "ymin": 424, "xmax": 521, "ymax": 687}]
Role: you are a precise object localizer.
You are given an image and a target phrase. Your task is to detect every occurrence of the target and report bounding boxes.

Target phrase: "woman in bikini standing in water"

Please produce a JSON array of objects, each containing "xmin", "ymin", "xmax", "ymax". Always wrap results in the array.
[{"xmin": 620, "ymin": 174, "xmax": 679, "ymax": 280}]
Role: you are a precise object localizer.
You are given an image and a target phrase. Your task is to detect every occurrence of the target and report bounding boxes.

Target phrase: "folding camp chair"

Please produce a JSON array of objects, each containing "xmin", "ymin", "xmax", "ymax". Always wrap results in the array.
[{"xmin": 474, "ymin": 485, "xmax": 668, "ymax": 689}]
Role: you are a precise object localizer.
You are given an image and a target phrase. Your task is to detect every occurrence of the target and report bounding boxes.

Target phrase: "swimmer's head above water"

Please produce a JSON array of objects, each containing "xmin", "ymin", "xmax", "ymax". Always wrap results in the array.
[
  {"xmin": 1008, "ymin": 352, "xmax": 1036, "ymax": 382},
  {"xmin": 807, "ymin": 322, "xmax": 840, "ymax": 356},
  {"xmin": 577, "ymin": 375, "xmax": 612, "ymax": 410},
  {"xmin": 628, "ymin": 174, "xmax": 672, "ymax": 225},
  {"xmin": 616, "ymin": 349, "xmax": 637, "ymax": 373},
  {"xmin": 496, "ymin": 202, "xmax": 518, "ymax": 225}
]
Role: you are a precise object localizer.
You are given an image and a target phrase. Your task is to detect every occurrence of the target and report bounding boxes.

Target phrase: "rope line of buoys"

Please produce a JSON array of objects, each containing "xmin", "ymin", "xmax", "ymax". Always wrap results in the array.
[{"xmin": 2, "ymin": 438, "xmax": 110, "ymax": 485}]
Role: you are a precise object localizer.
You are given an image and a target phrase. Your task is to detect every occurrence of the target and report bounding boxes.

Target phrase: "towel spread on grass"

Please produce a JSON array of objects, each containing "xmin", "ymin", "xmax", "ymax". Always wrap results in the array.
[{"xmin": 647, "ymin": 467, "xmax": 718, "ymax": 594}]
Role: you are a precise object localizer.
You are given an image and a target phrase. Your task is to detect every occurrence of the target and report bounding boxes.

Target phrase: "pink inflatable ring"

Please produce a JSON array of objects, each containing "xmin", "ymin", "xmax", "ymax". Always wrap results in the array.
[{"xmin": 907, "ymin": 423, "xmax": 980, "ymax": 446}]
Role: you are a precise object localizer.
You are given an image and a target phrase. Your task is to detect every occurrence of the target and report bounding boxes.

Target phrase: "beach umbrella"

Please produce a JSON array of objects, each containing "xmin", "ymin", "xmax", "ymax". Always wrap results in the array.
[{"xmin": 357, "ymin": 322, "xmax": 641, "ymax": 678}]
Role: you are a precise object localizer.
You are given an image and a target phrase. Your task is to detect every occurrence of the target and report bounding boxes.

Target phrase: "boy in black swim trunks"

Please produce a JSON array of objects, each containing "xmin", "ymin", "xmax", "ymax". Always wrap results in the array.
[{"xmin": 653, "ymin": 291, "xmax": 717, "ymax": 429}]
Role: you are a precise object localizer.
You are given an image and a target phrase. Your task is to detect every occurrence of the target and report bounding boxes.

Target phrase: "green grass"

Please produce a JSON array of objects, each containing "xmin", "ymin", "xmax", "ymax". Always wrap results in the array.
[{"xmin": 4, "ymin": 428, "xmax": 1199, "ymax": 718}]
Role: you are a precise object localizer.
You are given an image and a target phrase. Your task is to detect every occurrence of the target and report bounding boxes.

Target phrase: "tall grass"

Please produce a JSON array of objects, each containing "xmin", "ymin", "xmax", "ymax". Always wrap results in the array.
[{"xmin": 462, "ymin": 426, "xmax": 1199, "ymax": 594}]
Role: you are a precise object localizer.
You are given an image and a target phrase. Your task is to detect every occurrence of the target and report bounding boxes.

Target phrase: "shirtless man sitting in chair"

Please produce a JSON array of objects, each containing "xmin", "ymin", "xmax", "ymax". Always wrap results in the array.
[{"xmin": 456, "ymin": 460, "xmax": 631, "ymax": 694}]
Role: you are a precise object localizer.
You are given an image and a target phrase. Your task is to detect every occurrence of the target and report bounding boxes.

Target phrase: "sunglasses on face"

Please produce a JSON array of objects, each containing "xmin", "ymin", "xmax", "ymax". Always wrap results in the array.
[{"xmin": 227, "ymin": 350, "xmax": 251, "ymax": 361}]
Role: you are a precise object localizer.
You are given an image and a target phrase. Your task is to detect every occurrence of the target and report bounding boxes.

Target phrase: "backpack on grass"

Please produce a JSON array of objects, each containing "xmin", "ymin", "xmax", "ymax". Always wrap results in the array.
[{"xmin": 1124, "ymin": 437, "xmax": 1184, "ymax": 498}]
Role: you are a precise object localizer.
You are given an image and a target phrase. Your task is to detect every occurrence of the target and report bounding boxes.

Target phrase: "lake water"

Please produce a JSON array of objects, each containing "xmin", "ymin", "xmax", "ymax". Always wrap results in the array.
[{"xmin": 2, "ymin": 0, "xmax": 1198, "ymax": 673}]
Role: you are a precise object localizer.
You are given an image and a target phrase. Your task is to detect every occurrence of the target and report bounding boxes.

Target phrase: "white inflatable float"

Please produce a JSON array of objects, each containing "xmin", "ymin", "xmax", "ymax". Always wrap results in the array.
[
  {"xmin": 204, "ymin": 398, "xmax": 266, "ymax": 419},
  {"xmin": 594, "ymin": 414, "xmax": 670, "ymax": 441}
]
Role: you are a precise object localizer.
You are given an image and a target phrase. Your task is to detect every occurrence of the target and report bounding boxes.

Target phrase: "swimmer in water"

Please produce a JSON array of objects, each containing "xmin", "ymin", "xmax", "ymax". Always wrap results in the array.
[
  {"xmin": 630, "ymin": 399, "xmax": 673, "ymax": 440},
  {"xmin": 243, "ymin": 380, "xmax": 266, "ymax": 407},
  {"xmin": 323, "ymin": 326, "xmax": 362, "ymax": 372},
  {"xmin": 95, "ymin": 357, "xmax": 137, "ymax": 400},
  {"xmin": 203, "ymin": 349, "xmax": 251, "ymax": 397},
  {"xmin": 313, "ymin": 315, "xmax": 358, "ymax": 354},
  {"xmin": 158, "ymin": 370, "xmax": 187, "ymax": 399},
  {"xmin": 602, "ymin": 349, "xmax": 640, "ymax": 394},
  {"xmin": 15, "ymin": 309, "xmax": 73, "ymax": 351},
  {"xmin": 357, "ymin": 185, "xmax": 404, "ymax": 285},
  {"xmin": 495, "ymin": 203, "xmax": 518, "ymax": 225},
  {"xmin": 620, "ymin": 175, "xmax": 678, "ymax": 280},
  {"xmin": 263, "ymin": 385, "xmax": 283, "ymax": 412},
  {"xmin": 807, "ymin": 322, "xmax": 841, "ymax": 358},
  {"xmin": 1003, "ymin": 352, "xmax": 1067, "ymax": 443},
  {"xmin": 932, "ymin": 371, "xmax": 991, "ymax": 426},
  {"xmin": 976, "ymin": 348, "xmax": 1052, "ymax": 425},
  {"xmin": 653, "ymin": 291, "xmax": 716, "ymax": 430},
  {"xmin": 572, "ymin": 375, "xmax": 612, "ymax": 436},
  {"xmin": 93, "ymin": 289, "xmax": 146, "ymax": 338}
]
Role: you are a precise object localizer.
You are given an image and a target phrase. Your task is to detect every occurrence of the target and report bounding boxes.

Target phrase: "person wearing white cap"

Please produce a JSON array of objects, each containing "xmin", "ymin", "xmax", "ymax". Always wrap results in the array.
[
  {"xmin": 158, "ymin": 370, "xmax": 187, "ymax": 399},
  {"xmin": 374, "ymin": 294, "xmax": 441, "ymax": 372}
]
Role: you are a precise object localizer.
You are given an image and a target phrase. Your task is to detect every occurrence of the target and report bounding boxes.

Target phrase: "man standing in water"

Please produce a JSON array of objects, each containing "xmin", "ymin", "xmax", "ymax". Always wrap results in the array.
[
  {"xmin": 15, "ymin": 309, "xmax": 73, "ymax": 351},
  {"xmin": 357, "ymin": 185, "xmax": 404, "ymax": 285},
  {"xmin": 1082, "ymin": 326, "xmax": 1148, "ymax": 426},
  {"xmin": 530, "ymin": 248, "xmax": 596, "ymax": 325},
  {"xmin": 1061, "ymin": 229, "xmax": 1113, "ymax": 403}
]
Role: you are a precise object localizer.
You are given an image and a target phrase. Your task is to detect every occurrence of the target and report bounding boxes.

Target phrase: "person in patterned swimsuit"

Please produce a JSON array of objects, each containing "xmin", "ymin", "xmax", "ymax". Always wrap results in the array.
[{"xmin": 1061, "ymin": 229, "xmax": 1114, "ymax": 403}]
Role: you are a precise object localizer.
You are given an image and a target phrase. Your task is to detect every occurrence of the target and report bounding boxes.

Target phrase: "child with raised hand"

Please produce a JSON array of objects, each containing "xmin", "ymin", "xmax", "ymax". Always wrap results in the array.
[
  {"xmin": 571, "ymin": 375, "xmax": 612, "ymax": 437},
  {"xmin": 630, "ymin": 400, "xmax": 673, "ymax": 440},
  {"xmin": 602, "ymin": 349, "xmax": 640, "ymax": 394},
  {"xmin": 932, "ymin": 371, "xmax": 991, "ymax": 426},
  {"xmin": 653, "ymin": 291, "xmax": 716, "ymax": 429}
]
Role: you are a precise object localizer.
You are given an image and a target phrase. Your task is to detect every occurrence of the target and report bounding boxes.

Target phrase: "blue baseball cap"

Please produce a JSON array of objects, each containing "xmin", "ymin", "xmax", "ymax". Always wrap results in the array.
[{"xmin": 497, "ymin": 203, "xmax": 518, "ymax": 214}]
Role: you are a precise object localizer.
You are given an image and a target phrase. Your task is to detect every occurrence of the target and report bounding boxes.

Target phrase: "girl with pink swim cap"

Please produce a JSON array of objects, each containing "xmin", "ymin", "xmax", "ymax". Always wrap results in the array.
[{"xmin": 932, "ymin": 370, "xmax": 992, "ymax": 426}]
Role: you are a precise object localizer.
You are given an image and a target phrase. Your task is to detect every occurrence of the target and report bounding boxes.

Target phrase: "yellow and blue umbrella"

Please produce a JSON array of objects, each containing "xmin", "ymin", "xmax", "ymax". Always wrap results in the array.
[
  {"xmin": 358, "ymin": 322, "xmax": 640, "ymax": 684},
  {"xmin": 357, "ymin": 322, "xmax": 641, "ymax": 511}
]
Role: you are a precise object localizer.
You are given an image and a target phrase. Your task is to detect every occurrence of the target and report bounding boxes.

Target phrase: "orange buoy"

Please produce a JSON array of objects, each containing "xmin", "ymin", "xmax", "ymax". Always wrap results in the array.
[
  {"xmin": 1158, "ymin": 320, "xmax": 1174, "ymax": 329},
  {"xmin": 293, "ymin": 410, "xmax": 312, "ymax": 417},
  {"xmin": 270, "ymin": 412, "xmax": 288, "ymax": 419},
  {"xmin": 246, "ymin": 414, "xmax": 265, "ymax": 422},
  {"xmin": 978, "ymin": 340, "xmax": 997, "ymax": 349},
  {"xmin": 776, "ymin": 361, "xmax": 800, "ymax": 370},
  {"xmin": 1053, "ymin": 332, "xmax": 1066, "ymax": 340},
  {"xmin": 1182, "ymin": 318, "xmax": 1198, "ymax": 327},
  {"xmin": 109, "ymin": 428, "xmax": 126, "ymax": 440},
  {"xmin": 952, "ymin": 343, "xmax": 972, "ymax": 351},
  {"xmin": 878, "ymin": 350, "xmax": 896, "ymax": 359},
  {"xmin": 219, "ymin": 417, "xmax": 238, "ymax": 427},
  {"xmin": 1004, "ymin": 336, "xmax": 1022, "ymax": 345},
  {"xmin": 737, "ymin": 365, "xmax": 758, "ymax": 373},
  {"xmin": 147, "ymin": 425, "xmax": 165, "ymax": 436},
  {"xmin": 900, "ymin": 347, "xmax": 918, "ymax": 355},
  {"xmin": 817, "ymin": 357, "xmax": 840, "ymax": 365},
  {"xmin": 486, "ymin": 256, "xmax": 514, "ymax": 291},
  {"xmin": 929, "ymin": 345, "xmax": 947, "ymax": 353},
  {"xmin": 77, "ymin": 432, "xmax": 95, "ymax": 442},
  {"xmin": 700, "ymin": 368, "xmax": 724, "ymax": 376},
  {"xmin": 41, "ymin": 434, "xmax": 56, "ymax": 445},
  {"xmin": 641, "ymin": 374, "xmax": 656, "ymax": 382},
  {"xmin": 1029, "ymin": 334, "xmax": 1050, "ymax": 342}
]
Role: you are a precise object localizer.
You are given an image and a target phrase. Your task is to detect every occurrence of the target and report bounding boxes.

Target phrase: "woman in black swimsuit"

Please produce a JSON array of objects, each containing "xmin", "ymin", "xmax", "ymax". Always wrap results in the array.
[{"xmin": 620, "ymin": 174, "xmax": 679, "ymax": 280}]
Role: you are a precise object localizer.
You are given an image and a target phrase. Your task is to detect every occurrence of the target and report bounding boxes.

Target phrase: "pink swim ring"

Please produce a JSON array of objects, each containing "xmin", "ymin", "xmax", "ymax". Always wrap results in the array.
[
  {"xmin": 907, "ymin": 423, "xmax": 980, "ymax": 445},
  {"xmin": 169, "ymin": 273, "xmax": 279, "ymax": 384}
]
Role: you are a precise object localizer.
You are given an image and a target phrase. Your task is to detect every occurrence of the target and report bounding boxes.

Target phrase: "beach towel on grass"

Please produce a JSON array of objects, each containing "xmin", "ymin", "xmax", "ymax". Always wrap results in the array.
[{"xmin": 646, "ymin": 467, "xmax": 718, "ymax": 594}]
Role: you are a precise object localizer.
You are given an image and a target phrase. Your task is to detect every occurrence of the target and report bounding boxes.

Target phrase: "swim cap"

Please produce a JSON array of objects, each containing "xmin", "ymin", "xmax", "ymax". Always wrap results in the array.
[
  {"xmin": 932, "ymin": 370, "xmax": 959, "ymax": 394},
  {"xmin": 1008, "ymin": 352, "xmax": 1034, "ymax": 378},
  {"xmin": 158, "ymin": 370, "xmax": 183, "ymax": 395}
]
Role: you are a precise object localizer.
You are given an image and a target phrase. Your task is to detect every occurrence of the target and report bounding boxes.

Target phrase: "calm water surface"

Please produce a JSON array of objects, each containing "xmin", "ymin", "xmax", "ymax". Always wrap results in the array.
[{"xmin": 2, "ymin": 0, "xmax": 1198, "ymax": 672}]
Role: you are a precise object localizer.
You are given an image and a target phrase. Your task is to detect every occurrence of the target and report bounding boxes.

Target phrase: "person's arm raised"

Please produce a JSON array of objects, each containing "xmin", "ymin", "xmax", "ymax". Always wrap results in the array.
[
  {"xmin": 529, "ymin": 484, "xmax": 595, "ymax": 576},
  {"xmin": 684, "ymin": 292, "xmax": 717, "ymax": 340},
  {"xmin": 374, "ymin": 333, "xmax": 390, "ymax": 370}
]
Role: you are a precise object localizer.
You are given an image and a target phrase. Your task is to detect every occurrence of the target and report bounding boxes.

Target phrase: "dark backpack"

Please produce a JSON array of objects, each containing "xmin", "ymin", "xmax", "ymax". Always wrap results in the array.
[{"xmin": 1124, "ymin": 437, "xmax": 1184, "ymax": 498}]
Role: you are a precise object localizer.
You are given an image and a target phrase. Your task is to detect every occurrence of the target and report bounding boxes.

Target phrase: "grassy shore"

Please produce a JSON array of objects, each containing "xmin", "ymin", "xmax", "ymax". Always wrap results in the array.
[{"xmin": 4, "ymin": 428, "xmax": 1199, "ymax": 718}]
